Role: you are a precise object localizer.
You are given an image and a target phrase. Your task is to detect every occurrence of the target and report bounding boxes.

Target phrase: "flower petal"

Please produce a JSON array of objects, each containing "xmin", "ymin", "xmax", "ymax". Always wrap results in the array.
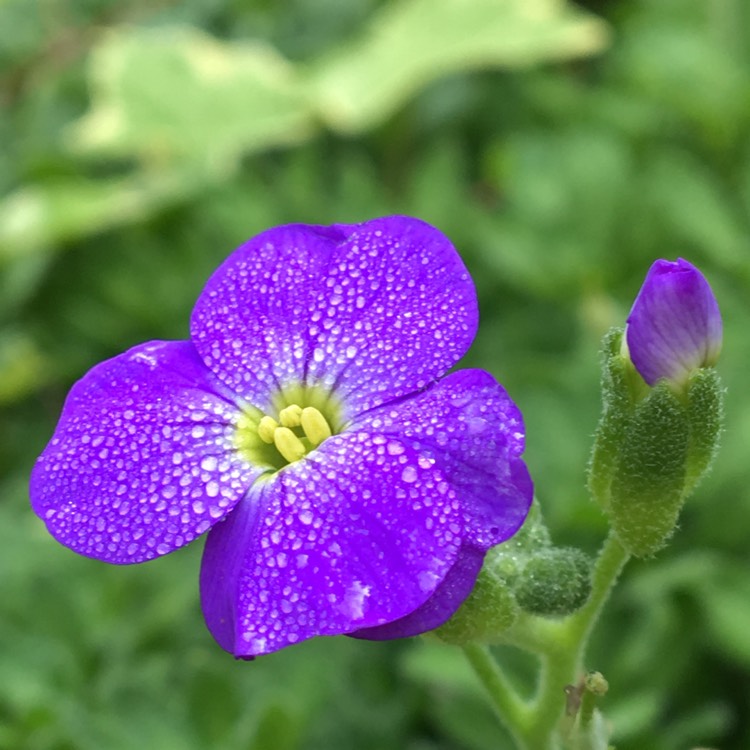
[
  {"xmin": 354, "ymin": 369, "xmax": 533, "ymax": 551},
  {"xmin": 190, "ymin": 216, "xmax": 477, "ymax": 418},
  {"xmin": 349, "ymin": 543, "xmax": 484, "ymax": 640},
  {"xmin": 199, "ymin": 432, "xmax": 464, "ymax": 657},
  {"xmin": 30, "ymin": 341, "xmax": 261, "ymax": 564},
  {"xmin": 626, "ymin": 257, "xmax": 723, "ymax": 386}
]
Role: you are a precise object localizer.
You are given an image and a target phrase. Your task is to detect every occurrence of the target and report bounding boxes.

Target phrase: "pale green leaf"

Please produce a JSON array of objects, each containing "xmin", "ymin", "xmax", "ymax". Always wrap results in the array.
[
  {"xmin": 698, "ymin": 569, "xmax": 750, "ymax": 668},
  {"xmin": 309, "ymin": 0, "xmax": 610, "ymax": 132},
  {"xmin": 68, "ymin": 25, "xmax": 316, "ymax": 167},
  {"xmin": 0, "ymin": 169, "xmax": 208, "ymax": 262},
  {"xmin": 0, "ymin": 329, "xmax": 48, "ymax": 403},
  {"xmin": 643, "ymin": 149, "xmax": 750, "ymax": 272}
]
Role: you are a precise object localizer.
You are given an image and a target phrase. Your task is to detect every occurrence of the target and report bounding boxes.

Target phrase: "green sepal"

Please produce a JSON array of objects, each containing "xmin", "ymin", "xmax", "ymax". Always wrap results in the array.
[
  {"xmin": 515, "ymin": 547, "xmax": 592, "ymax": 618},
  {"xmin": 587, "ymin": 328, "xmax": 644, "ymax": 509},
  {"xmin": 684, "ymin": 368, "xmax": 723, "ymax": 494},
  {"xmin": 609, "ymin": 382, "xmax": 688, "ymax": 557},
  {"xmin": 504, "ymin": 499, "xmax": 552, "ymax": 554},
  {"xmin": 434, "ymin": 564, "xmax": 519, "ymax": 644}
]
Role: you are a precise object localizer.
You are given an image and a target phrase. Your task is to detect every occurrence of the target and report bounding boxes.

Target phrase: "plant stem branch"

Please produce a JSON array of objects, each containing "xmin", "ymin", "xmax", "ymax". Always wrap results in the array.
[
  {"xmin": 462, "ymin": 532, "xmax": 631, "ymax": 750},
  {"xmin": 461, "ymin": 642, "xmax": 531, "ymax": 749}
]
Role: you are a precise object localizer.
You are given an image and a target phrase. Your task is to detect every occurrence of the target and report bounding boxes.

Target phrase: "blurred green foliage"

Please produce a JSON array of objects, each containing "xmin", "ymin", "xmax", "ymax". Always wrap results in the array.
[{"xmin": 1, "ymin": 0, "xmax": 749, "ymax": 748}]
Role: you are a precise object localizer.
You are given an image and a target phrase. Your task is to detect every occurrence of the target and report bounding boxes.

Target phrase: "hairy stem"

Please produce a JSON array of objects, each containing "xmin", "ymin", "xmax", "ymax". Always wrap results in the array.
[
  {"xmin": 461, "ymin": 643, "xmax": 531, "ymax": 749},
  {"xmin": 463, "ymin": 532, "xmax": 630, "ymax": 749}
]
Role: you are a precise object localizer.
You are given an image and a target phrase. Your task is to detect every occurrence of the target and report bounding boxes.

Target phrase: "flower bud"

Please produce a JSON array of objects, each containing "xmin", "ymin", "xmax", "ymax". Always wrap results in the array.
[
  {"xmin": 626, "ymin": 258, "xmax": 722, "ymax": 389},
  {"xmin": 589, "ymin": 260, "xmax": 723, "ymax": 556},
  {"xmin": 514, "ymin": 548, "xmax": 592, "ymax": 618},
  {"xmin": 589, "ymin": 328, "xmax": 724, "ymax": 557}
]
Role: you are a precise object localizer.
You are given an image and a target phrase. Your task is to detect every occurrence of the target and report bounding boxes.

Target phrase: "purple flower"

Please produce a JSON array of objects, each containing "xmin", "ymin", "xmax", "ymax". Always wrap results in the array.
[
  {"xmin": 626, "ymin": 258, "xmax": 722, "ymax": 387},
  {"xmin": 30, "ymin": 216, "xmax": 532, "ymax": 658}
]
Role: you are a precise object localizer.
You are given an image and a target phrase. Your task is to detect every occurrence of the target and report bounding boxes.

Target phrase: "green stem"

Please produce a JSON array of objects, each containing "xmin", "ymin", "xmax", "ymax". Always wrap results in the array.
[
  {"xmin": 500, "ymin": 611, "xmax": 565, "ymax": 655},
  {"xmin": 463, "ymin": 532, "xmax": 630, "ymax": 750},
  {"xmin": 566, "ymin": 532, "xmax": 631, "ymax": 647},
  {"xmin": 523, "ymin": 532, "xmax": 630, "ymax": 749},
  {"xmin": 462, "ymin": 643, "xmax": 531, "ymax": 749}
]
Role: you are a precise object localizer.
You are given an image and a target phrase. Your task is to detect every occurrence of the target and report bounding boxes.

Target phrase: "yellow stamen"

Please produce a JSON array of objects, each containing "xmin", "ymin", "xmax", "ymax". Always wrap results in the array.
[
  {"xmin": 279, "ymin": 404, "xmax": 303, "ymax": 428},
  {"xmin": 257, "ymin": 416, "xmax": 279, "ymax": 444},
  {"xmin": 234, "ymin": 387, "xmax": 341, "ymax": 470},
  {"xmin": 274, "ymin": 427, "xmax": 307, "ymax": 464},
  {"xmin": 300, "ymin": 406, "xmax": 332, "ymax": 447}
]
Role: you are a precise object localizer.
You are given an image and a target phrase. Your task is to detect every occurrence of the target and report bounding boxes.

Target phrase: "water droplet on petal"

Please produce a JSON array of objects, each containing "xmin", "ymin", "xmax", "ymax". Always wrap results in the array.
[
  {"xmin": 401, "ymin": 465, "xmax": 417, "ymax": 483},
  {"xmin": 387, "ymin": 441, "xmax": 405, "ymax": 456}
]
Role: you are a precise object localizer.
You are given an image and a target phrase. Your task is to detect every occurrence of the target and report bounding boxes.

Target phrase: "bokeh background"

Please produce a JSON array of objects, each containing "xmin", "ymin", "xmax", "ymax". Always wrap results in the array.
[{"xmin": 2, "ymin": 0, "xmax": 750, "ymax": 748}]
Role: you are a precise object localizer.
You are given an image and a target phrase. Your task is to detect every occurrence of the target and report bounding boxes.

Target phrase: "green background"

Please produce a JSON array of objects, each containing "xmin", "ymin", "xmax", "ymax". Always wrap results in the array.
[{"xmin": 2, "ymin": 0, "xmax": 749, "ymax": 748}]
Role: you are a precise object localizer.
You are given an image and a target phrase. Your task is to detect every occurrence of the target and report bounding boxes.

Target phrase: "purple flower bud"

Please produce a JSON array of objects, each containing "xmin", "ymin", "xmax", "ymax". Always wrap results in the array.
[{"xmin": 626, "ymin": 258, "xmax": 722, "ymax": 387}]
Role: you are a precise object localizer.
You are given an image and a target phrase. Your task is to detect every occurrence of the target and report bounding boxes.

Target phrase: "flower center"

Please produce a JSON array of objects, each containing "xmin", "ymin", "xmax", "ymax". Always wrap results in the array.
[
  {"xmin": 258, "ymin": 405, "xmax": 332, "ymax": 463},
  {"xmin": 234, "ymin": 387, "xmax": 341, "ymax": 471}
]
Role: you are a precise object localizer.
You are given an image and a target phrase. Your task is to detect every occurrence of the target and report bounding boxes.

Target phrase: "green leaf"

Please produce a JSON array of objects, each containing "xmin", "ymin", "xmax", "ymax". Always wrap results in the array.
[
  {"xmin": 250, "ymin": 703, "xmax": 304, "ymax": 750},
  {"xmin": 0, "ymin": 329, "xmax": 48, "ymax": 403},
  {"xmin": 699, "ymin": 568, "xmax": 750, "ymax": 668},
  {"xmin": 479, "ymin": 128, "xmax": 632, "ymax": 297},
  {"xmin": 68, "ymin": 25, "xmax": 316, "ymax": 168},
  {"xmin": 619, "ymin": 20, "xmax": 750, "ymax": 146},
  {"xmin": 0, "ymin": 169, "xmax": 211, "ymax": 264},
  {"xmin": 642, "ymin": 149, "xmax": 750, "ymax": 272},
  {"xmin": 309, "ymin": 0, "xmax": 609, "ymax": 132}
]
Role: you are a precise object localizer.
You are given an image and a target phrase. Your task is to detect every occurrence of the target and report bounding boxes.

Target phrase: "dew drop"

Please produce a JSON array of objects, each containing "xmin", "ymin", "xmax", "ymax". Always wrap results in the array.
[
  {"xmin": 401, "ymin": 466, "xmax": 417, "ymax": 483},
  {"xmin": 387, "ymin": 441, "xmax": 405, "ymax": 456}
]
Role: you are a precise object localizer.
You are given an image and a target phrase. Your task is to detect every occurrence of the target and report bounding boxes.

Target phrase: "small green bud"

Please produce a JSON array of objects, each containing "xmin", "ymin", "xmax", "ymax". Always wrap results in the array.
[
  {"xmin": 566, "ymin": 672, "xmax": 612, "ymax": 750},
  {"xmin": 584, "ymin": 671, "xmax": 609, "ymax": 696},
  {"xmin": 515, "ymin": 547, "xmax": 592, "ymax": 617}
]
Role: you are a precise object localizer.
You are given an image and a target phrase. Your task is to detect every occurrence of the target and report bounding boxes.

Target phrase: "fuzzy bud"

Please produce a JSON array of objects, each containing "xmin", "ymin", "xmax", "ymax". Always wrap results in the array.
[
  {"xmin": 589, "ymin": 327, "xmax": 723, "ymax": 557},
  {"xmin": 515, "ymin": 547, "xmax": 592, "ymax": 617}
]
